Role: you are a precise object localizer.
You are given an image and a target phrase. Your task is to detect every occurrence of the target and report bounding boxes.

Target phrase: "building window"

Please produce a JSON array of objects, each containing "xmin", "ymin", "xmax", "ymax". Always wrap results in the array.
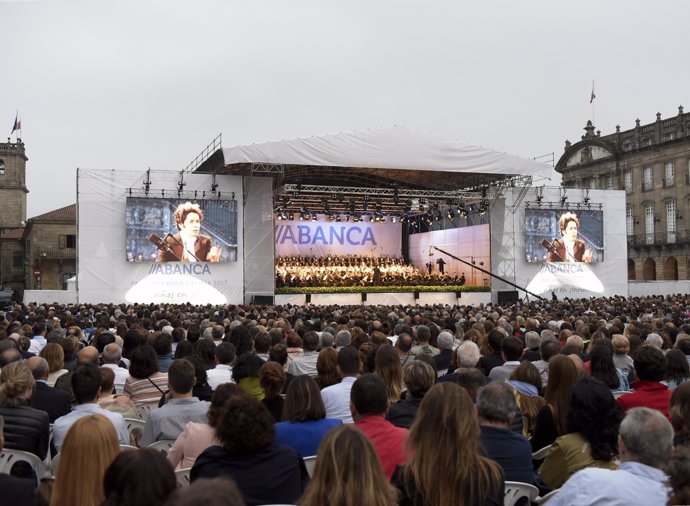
[
  {"xmin": 645, "ymin": 204, "xmax": 655, "ymax": 245},
  {"xmin": 589, "ymin": 178, "xmax": 597, "ymax": 190},
  {"xmin": 605, "ymin": 174, "xmax": 615, "ymax": 190},
  {"xmin": 12, "ymin": 251, "xmax": 23, "ymax": 269},
  {"xmin": 0, "ymin": 159, "xmax": 4, "ymax": 175},
  {"xmin": 624, "ymin": 170, "xmax": 633, "ymax": 193},
  {"xmin": 59, "ymin": 234, "xmax": 77, "ymax": 249},
  {"xmin": 667, "ymin": 200, "xmax": 677, "ymax": 243},
  {"xmin": 643, "ymin": 167, "xmax": 653, "ymax": 191},
  {"xmin": 665, "ymin": 162, "xmax": 675, "ymax": 187},
  {"xmin": 626, "ymin": 206, "xmax": 634, "ymax": 237}
]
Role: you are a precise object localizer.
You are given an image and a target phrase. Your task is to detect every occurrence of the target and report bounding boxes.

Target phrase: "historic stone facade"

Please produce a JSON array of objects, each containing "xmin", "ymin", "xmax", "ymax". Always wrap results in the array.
[{"xmin": 555, "ymin": 107, "xmax": 690, "ymax": 281}]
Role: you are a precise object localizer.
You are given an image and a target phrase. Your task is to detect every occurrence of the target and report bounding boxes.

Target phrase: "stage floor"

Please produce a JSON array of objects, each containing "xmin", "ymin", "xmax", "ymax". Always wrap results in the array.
[{"xmin": 274, "ymin": 291, "xmax": 491, "ymax": 306}]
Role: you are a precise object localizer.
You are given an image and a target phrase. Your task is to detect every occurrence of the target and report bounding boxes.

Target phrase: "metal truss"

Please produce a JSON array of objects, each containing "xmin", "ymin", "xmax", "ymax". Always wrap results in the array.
[{"xmin": 278, "ymin": 184, "xmax": 487, "ymax": 201}]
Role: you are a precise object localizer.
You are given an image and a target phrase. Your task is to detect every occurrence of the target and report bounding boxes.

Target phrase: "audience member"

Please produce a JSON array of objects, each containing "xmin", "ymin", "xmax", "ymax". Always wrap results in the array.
[
  {"xmin": 374, "ymin": 344, "xmax": 404, "ymax": 403},
  {"xmin": 321, "ymin": 346, "xmax": 361, "ymax": 423},
  {"xmin": 124, "ymin": 344, "xmax": 168, "ymax": 404},
  {"xmin": 488, "ymin": 336, "xmax": 524, "ymax": 382},
  {"xmin": 387, "ymin": 360, "xmax": 435, "ymax": 429},
  {"xmin": 26, "ymin": 355, "xmax": 71, "ymax": 423},
  {"xmin": 287, "ymin": 331, "xmax": 320, "ymax": 377},
  {"xmin": 102, "ymin": 449, "xmax": 177, "ymax": 506},
  {"xmin": 232, "ymin": 353, "xmax": 265, "ymax": 400},
  {"xmin": 618, "ymin": 345, "xmax": 672, "ymax": 419},
  {"xmin": 259, "ymin": 361, "xmax": 285, "ymax": 422},
  {"xmin": 314, "ymin": 347, "xmax": 339, "ymax": 389},
  {"xmin": 167, "ymin": 477, "xmax": 246, "ymax": 506},
  {"xmin": 101, "ymin": 342, "xmax": 129, "ymax": 393}
]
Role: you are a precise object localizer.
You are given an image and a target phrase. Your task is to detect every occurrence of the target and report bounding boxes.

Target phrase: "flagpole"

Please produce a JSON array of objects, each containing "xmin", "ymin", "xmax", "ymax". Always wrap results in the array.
[{"xmin": 591, "ymin": 80, "xmax": 595, "ymax": 126}]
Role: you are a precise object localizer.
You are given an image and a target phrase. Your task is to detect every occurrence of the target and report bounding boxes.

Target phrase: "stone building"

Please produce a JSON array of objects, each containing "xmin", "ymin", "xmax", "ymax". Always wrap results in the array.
[
  {"xmin": 555, "ymin": 107, "xmax": 690, "ymax": 281},
  {"xmin": 0, "ymin": 138, "xmax": 76, "ymax": 299}
]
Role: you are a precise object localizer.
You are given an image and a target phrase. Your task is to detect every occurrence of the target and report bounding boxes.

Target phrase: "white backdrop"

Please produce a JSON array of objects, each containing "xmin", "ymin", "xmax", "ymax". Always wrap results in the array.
[{"xmin": 77, "ymin": 169, "xmax": 244, "ymax": 304}]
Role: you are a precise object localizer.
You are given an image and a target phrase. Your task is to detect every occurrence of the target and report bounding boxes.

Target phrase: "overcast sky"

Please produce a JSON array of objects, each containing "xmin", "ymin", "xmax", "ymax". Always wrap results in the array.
[{"xmin": 2, "ymin": 0, "xmax": 689, "ymax": 217}]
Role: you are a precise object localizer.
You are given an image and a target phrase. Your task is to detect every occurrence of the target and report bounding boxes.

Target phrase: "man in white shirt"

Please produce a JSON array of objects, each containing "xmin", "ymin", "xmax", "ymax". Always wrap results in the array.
[
  {"xmin": 101, "ymin": 343, "xmax": 129, "ymax": 393},
  {"xmin": 288, "ymin": 331, "xmax": 320, "ymax": 377},
  {"xmin": 547, "ymin": 407, "xmax": 673, "ymax": 506},
  {"xmin": 321, "ymin": 346, "xmax": 361, "ymax": 424},
  {"xmin": 28, "ymin": 322, "xmax": 47, "ymax": 355},
  {"xmin": 52, "ymin": 364, "xmax": 129, "ymax": 452},
  {"xmin": 207, "ymin": 342, "xmax": 235, "ymax": 390},
  {"xmin": 489, "ymin": 336, "xmax": 524, "ymax": 383}
]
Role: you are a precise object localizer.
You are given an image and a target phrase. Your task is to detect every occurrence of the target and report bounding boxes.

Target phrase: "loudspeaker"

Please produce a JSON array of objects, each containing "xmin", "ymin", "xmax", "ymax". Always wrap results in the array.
[
  {"xmin": 361, "ymin": 293, "xmax": 367, "ymax": 302},
  {"xmin": 414, "ymin": 291, "xmax": 420, "ymax": 299},
  {"xmin": 455, "ymin": 291, "xmax": 462, "ymax": 298},
  {"xmin": 252, "ymin": 295, "xmax": 274, "ymax": 305},
  {"xmin": 497, "ymin": 290, "xmax": 519, "ymax": 304},
  {"xmin": 305, "ymin": 294, "xmax": 311, "ymax": 304}
]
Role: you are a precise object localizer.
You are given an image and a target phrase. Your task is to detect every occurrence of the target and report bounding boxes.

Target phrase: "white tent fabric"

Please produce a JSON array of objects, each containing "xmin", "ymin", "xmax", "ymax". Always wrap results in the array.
[{"xmin": 220, "ymin": 125, "xmax": 554, "ymax": 181}]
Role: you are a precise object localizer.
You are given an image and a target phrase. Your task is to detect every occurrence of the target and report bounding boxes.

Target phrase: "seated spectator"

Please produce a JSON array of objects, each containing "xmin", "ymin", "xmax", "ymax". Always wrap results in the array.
[
  {"xmin": 350, "ymin": 373, "xmax": 408, "ymax": 480},
  {"xmin": 102, "ymin": 449, "xmax": 177, "ymax": 506},
  {"xmin": 195, "ymin": 339, "xmax": 218, "ymax": 371},
  {"xmin": 374, "ymin": 344, "xmax": 404, "ymax": 403},
  {"xmin": 522, "ymin": 331, "xmax": 541, "ymax": 362},
  {"xmin": 166, "ymin": 477, "xmax": 246, "ymax": 506},
  {"xmin": 275, "ymin": 375, "xmax": 342, "ymax": 457},
  {"xmin": 26, "ymin": 356, "xmax": 71, "ymax": 423},
  {"xmin": 478, "ymin": 329, "xmax": 505, "ymax": 376},
  {"xmin": 101, "ymin": 343, "xmax": 129, "ymax": 393},
  {"xmin": 40, "ymin": 342, "xmax": 69, "ymax": 387},
  {"xmin": 321, "ymin": 345, "xmax": 361, "ymax": 423},
  {"xmin": 433, "ymin": 331, "xmax": 454, "ymax": 372},
  {"xmin": 455, "ymin": 367, "xmax": 488, "ymax": 403},
  {"xmin": 508, "ymin": 361, "xmax": 545, "ymax": 438},
  {"xmin": 232, "ymin": 353, "xmax": 265, "ymax": 400},
  {"xmin": 154, "ymin": 333, "xmax": 174, "ymax": 373},
  {"xmin": 393, "ymin": 382, "xmax": 504, "ymax": 505},
  {"xmin": 589, "ymin": 341, "xmax": 630, "ymax": 393},
  {"xmin": 53, "ymin": 364, "xmax": 129, "ymax": 452},
  {"xmin": 612, "ymin": 334, "xmax": 635, "ymax": 380},
  {"xmin": 478, "ymin": 382, "xmax": 536, "ymax": 485},
  {"xmin": 124, "ymin": 344, "xmax": 168, "ymax": 405},
  {"xmin": 663, "ymin": 349, "xmax": 690, "ymax": 390},
  {"xmin": 618, "ymin": 345, "xmax": 672, "ymax": 419},
  {"xmin": 314, "ymin": 347, "xmax": 339, "ymax": 389},
  {"xmin": 0, "ymin": 361, "xmax": 49, "ymax": 460},
  {"xmin": 168, "ymin": 384, "xmax": 242, "ymax": 470},
  {"xmin": 191, "ymin": 393, "xmax": 308, "ymax": 506},
  {"xmin": 97, "ymin": 367, "xmax": 138, "ymax": 419},
  {"xmin": 387, "ymin": 360, "xmax": 435, "ymax": 429},
  {"xmin": 287, "ymin": 331, "xmax": 320, "ymax": 377},
  {"xmin": 539, "ymin": 377, "xmax": 622, "ymax": 490},
  {"xmin": 186, "ymin": 355, "xmax": 214, "ymax": 402},
  {"xmin": 259, "ymin": 361, "xmax": 285, "ymax": 422},
  {"xmin": 547, "ymin": 407, "xmax": 673, "ymax": 506},
  {"xmin": 51, "ymin": 414, "xmax": 120, "ymax": 506},
  {"xmin": 142, "ymin": 359, "xmax": 210, "ymax": 446},
  {"xmin": 531, "ymin": 355, "xmax": 579, "ymax": 452},
  {"xmin": 300, "ymin": 425, "xmax": 397, "ymax": 506},
  {"xmin": 253, "ymin": 331, "xmax": 271, "ymax": 361},
  {"xmin": 489, "ymin": 336, "xmax": 525, "ymax": 382},
  {"xmin": 531, "ymin": 338, "xmax": 560, "ymax": 389},
  {"xmin": 670, "ymin": 381, "xmax": 690, "ymax": 447},
  {"xmin": 410, "ymin": 325, "xmax": 439, "ymax": 357},
  {"xmin": 668, "ymin": 446, "xmax": 690, "ymax": 505},
  {"xmin": 269, "ymin": 343, "xmax": 294, "ymax": 392}
]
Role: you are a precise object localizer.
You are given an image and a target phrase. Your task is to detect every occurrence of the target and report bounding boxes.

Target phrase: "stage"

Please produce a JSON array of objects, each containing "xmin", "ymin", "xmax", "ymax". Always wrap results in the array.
[{"xmin": 273, "ymin": 290, "xmax": 491, "ymax": 307}]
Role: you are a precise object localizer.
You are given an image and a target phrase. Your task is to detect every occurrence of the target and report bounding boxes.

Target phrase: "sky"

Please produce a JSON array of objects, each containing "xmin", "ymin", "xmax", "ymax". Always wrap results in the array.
[{"xmin": 2, "ymin": 0, "xmax": 689, "ymax": 217}]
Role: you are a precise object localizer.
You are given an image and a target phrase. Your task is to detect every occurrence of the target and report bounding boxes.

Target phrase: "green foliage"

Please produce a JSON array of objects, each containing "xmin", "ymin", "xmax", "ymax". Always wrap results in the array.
[{"xmin": 275, "ymin": 285, "xmax": 490, "ymax": 295}]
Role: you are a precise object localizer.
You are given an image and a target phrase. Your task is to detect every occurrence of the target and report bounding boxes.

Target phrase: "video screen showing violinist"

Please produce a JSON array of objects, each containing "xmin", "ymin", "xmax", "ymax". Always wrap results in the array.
[
  {"xmin": 125, "ymin": 198, "xmax": 238, "ymax": 262},
  {"xmin": 525, "ymin": 209, "xmax": 603, "ymax": 263}
]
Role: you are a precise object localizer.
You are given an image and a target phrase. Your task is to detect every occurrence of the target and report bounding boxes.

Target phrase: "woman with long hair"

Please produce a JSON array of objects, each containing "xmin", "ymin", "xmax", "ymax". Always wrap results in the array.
[
  {"xmin": 530, "ymin": 354, "xmax": 579, "ymax": 451},
  {"xmin": 40, "ymin": 343, "xmax": 69, "ymax": 386},
  {"xmin": 232, "ymin": 353, "xmax": 265, "ymax": 400},
  {"xmin": 260, "ymin": 361, "xmax": 286, "ymax": 422},
  {"xmin": 508, "ymin": 361, "xmax": 546, "ymax": 438},
  {"xmin": 670, "ymin": 381, "xmax": 690, "ymax": 446},
  {"xmin": 663, "ymin": 349, "xmax": 690, "ymax": 390},
  {"xmin": 393, "ymin": 382, "xmax": 504, "ymax": 506},
  {"xmin": 538, "ymin": 377, "xmax": 623, "ymax": 490},
  {"xmin": 51, "ymin": 414, "xmax": 120, "ymax": 506},
  {"xmin": 315, "ymin": 347, "xmax": 340, "ymax": 390},
  {"xmin": 374, "ymin": 344, "xmax": 404, "ymax": 403},
  {"xmin": 275, "ymin": 375, "xmax": 342, "ymax": 457},
  {"xmin": 299, "ymin": 425, "xmax": 397, "ymax": 506},
  {"xmin": 589, "ymin": 341, "xmax": 630, "ymax": 392},
  {"xmin": 168, "ymin": 384, "xmax": 243, "ymax": 470}
]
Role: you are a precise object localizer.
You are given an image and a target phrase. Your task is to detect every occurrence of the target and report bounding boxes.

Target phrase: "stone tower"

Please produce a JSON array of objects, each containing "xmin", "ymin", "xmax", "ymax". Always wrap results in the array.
[{"xmin": 0, "ymin": 138, "xmax": 28, "ymax": 227}]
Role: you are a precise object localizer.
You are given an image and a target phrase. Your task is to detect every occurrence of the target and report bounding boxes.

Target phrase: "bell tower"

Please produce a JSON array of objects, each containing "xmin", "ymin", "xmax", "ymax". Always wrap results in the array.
[{"xmin": 0, "ymin": 138, "xmax": 29, "ymax": 227}]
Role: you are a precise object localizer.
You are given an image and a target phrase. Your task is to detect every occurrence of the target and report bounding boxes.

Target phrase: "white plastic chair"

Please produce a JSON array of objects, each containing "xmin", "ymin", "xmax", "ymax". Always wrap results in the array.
[
  {"xmin": 504, "ymin": 481, "xmax": 539, "ymax": 506},
  {"xmin": 303, "ymin": 455, "xmax": 317, "ymax": 478},
  {"xmin": 534, "ymin": 488, "xmax": 560, "ymax": 504},
  {"xmin": 175, "ymin": 467, "xmax": 191, "ymax": 488},
  {"xmin": 50, "ymin": 452, "xmax": 61, "ymax": 476},
  {"xmin": 531, "ymin": 444, "xmax": 552, "ymax": 460},
  {"xmin": 124, "ymin": 417, "xmax": 146, "ymax": 447},
  {"xmin": 148, "ymin": 440, "xmax": 175, "ymax": 455},
  {"xmin": 135, "ymin": 402, "xmax": 158, "ymax": 421},
  {"xmin": 0, "ymin": 449, "xmax": 47, "ymax": 478}
]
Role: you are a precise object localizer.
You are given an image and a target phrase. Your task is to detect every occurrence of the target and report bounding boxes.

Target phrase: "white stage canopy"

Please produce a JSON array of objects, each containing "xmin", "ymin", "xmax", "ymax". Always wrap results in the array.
[{"xmin": 217, "ymin": 125, "xmax": 554, "ymax": 181}]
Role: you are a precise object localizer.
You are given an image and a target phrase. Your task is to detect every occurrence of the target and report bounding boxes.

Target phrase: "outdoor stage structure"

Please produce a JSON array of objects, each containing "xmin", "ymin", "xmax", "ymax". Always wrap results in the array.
[{"xmin": 74, "ymin": 126, "xmax": 628, "ymax": 306}]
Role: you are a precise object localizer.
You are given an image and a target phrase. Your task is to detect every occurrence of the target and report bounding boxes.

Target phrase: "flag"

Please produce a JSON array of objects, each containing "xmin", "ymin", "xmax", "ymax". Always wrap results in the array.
[
  {"xmin": 11, "ymin": 112, "xmax": 20, "ymax": 134},
  {"xmin": 590, "ymin": 82, "xmax": 596, "ymax": 104}
]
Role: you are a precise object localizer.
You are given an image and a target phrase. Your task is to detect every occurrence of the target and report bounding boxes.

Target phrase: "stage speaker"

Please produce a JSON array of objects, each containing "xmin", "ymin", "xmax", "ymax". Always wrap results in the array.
[
  {"xmin": 497, "ymin": 290, "xmax": 519, "ymax": 304},
  {"xmin": 305, "ymin": 294, "xmax": 311, "ymax": 304},
  {"xmin": 361, "ymin": 293, "xmax": 367, "ymax": 302},
  {"xmin": 252, "ymin": 295, "xmax": 274, "ymax": 305},
  {"xmin": 455, "ymin": 291, "xmax": 462, "ymax": 298},
  {"xmin": 414, "ymin": 291, "xmax": 420, "ymax": 300}
]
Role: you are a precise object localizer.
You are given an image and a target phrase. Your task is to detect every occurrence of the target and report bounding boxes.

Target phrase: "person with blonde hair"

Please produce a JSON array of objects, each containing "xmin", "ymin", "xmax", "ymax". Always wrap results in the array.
[
  {"xmin": 299, "ymin": 425, "xmax": 397, "ymax": 506},
  {"xmin": 40, "ymin": 342, "xmax": 69, "ymax": 386},
  {"xmin": 393, "ymin": 382, "xmax": 504, "ymax": 505},
  {"xmin": 374, "ymin": 344, "xmax": 404, "ymax": 403},
  {"xmin": 50, "ymin": 414, "xmax": 120, "ymax": 506}
]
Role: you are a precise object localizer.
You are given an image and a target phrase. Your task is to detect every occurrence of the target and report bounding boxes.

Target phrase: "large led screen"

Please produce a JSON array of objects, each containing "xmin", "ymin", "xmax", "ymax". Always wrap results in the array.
[
  {"xmin": 126, "ymin": 197, "xmax": 238, "ymax": 262},
  {"xmin": 525, "ymin": 208, "xmax": 604, "ymax": 263}
]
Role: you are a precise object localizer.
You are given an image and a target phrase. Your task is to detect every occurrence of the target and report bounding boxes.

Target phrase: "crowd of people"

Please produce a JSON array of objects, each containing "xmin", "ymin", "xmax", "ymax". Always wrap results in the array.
[
  {"xmin": 1, "ymin": 294, "xmax": 690, "ymax": 504},
  {"xmin": 275, "ymin": 255, "xmax": 467, "ymax": 288}
]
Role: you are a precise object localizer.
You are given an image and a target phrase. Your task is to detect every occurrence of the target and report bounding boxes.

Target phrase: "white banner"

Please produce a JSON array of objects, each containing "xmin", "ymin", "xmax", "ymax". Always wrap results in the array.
[{"xmin": 275, "ymin": 220, "xmax": 402, "ymax": 257}]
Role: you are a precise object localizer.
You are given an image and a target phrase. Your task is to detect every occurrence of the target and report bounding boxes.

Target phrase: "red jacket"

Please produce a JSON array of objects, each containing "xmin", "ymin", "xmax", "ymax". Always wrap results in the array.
[
  {"xmin": 355, "ymin": 415, "xmax": 408, "ymax": 480},
  {"xmin": 617, "ymin": 380, "xmax": 672, "ymax": 419}
]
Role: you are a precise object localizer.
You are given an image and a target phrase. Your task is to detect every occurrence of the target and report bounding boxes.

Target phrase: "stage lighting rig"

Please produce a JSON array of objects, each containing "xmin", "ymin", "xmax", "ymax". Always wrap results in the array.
[{"xmin": 143, "ymin": 168, "xmax": 152, "ymax": 196}]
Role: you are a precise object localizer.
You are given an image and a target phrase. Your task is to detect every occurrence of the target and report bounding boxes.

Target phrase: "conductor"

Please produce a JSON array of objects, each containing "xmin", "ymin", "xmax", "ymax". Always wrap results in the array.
[{"xmin": 155, "ymin": 202, "xmax": 222, "ymax": 262}]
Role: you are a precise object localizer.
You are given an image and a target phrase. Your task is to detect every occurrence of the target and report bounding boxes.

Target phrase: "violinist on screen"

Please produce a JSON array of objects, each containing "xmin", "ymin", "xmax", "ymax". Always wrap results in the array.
[
  {"xmin": 546, "ymin": 212, "xmax": 593, "ymax": 263},
  {"xmin": 155, "ymin": 202, "xmax": 221, "ymax": 262}
]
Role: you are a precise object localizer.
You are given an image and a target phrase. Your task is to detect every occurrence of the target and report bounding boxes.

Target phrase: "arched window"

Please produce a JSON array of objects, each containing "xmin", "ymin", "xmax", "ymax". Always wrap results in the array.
[
  {"xmin": 643, "ymin": 258, "xmax": 656, "ymax": 280},
  {"xmin": 664, "ymin": 257, "xmax": 678, "ymax": 280},
  {"xmin": 628, "ymin": 258, "xmax": 636, "ymax": 280}
]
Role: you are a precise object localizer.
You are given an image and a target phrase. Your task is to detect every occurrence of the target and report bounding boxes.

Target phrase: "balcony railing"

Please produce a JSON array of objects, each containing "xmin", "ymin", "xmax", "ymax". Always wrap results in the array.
[
  {"xmin": 628, "ymin": 230, "xmax": 689, "ymax": 247},
  {"xmin": 36, "ymin": 248, "xmax": 76, "ymax": 259}
]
